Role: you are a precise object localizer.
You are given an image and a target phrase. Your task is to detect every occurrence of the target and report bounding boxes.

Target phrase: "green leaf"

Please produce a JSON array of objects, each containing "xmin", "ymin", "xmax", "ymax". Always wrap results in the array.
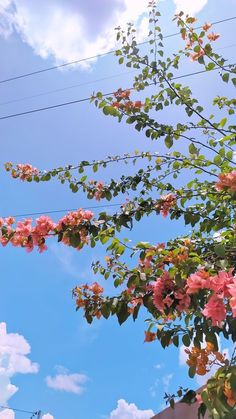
[
  {"xmin": 133, "ymin": 303, "xmax": 141, "ymax": 321},
  {"xmin": 207, "ymin": 62, "xmax": 215, "ymax": 71},
  {"xmin": 189, "ymin": 143, "xmax": 198, "ymax": 155},
  {"xmin": 188, "ymin": 366, "xmax": 196, "ymax": 378},
  {"xmin": 165, "ymin": 135, "xmax": 173, "ymax": 148},
  {"xmin": 181, "ymin": 390, "xmax": 196, "ymax": 404},
  {"xmin": 101, "ymin": 302, "xmax": 111, "ymax": 319},
  {"xmin": 219, "ymin": 117, "xmax": 227, "ymax": 128},
  {"xmin": 214, "ymin": 244, "xmax": 226, "ymax": 258},
  {"xmin": 103, "ymin": 106, "xmax": 111, "ymax": 115},
  {"xmin": 116, "ymin": 302, "xmax": 130, "ymax": 325},
  {"xmin": 214, "ymin": 155, "xmax": 222, "ymax": 165},
  {"xmin": 198, "ymin": 403, "xmax": 207, "ymax": 418},
  {"xmin": 222, "ymin": 73, "xmax": 229, "ymax": 83},
  {"xmin": 173, "ymin": 335, "xmax": 179, "ymax": 347},
  {"xmin": 206, "ymin": 332, "xmax": 219, "ymax": 350},
  {"xmin": 100, "ymin": 235, "xmax": 110, "ymax": 244},
  {"xmin": 182, "ymin": 334, "xmax": 191, "ymax": 347},
  {"xmin": 69, "ymin": 233, "xmax": 81, "ymax": 248}
]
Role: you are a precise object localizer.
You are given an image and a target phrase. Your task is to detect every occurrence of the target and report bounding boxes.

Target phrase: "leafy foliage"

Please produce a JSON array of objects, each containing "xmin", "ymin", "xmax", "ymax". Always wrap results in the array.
[{"xmin": 3, "ymin": 2, "xmax": 236, "ymax": 417}]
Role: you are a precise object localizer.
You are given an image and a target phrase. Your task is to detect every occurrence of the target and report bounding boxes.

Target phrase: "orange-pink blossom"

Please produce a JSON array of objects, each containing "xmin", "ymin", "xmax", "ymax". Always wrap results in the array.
[{"xmin": 215, "ymin": 171, "xmax": 236, "ymax": 192}]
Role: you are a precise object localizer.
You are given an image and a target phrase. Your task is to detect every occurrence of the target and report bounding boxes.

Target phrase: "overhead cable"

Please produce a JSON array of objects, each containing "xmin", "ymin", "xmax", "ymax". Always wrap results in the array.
[
  {"xmin": 3, "ymin": 203, "xmax": 123, "ymax": 219},
  {"xmin": 0, "ymin": 16, "xmax": 235, "ymax": 85},
  {"xmin": 0, "ymin": 64, "xmax": 234, "ymax": 121}
]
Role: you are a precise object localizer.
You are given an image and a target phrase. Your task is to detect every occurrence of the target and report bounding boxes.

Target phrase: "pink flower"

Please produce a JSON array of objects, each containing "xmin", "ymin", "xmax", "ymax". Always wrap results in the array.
[
  {"xmin": 156, "ymin": 193, "xmax": 177, "ymax": 217},
  {"xmin": 94, "ymin": 181, "xmax": 104, "ymax": 201},
  {"xmin": 163, "ymin": 295, "xmax": 174, "ymax": 308},
  {"xmin": 210, "ymin": 270, "xmax": 234, "ymax": 298},
  {"xmin": 13, "ymin": 163, "xmax": 39, "ymax": 180},
  {"xmin": 89, "ymin": 282, "xmax": 104, "ymax": 295},
  {"xmin": 186, "ymin": 270, "xmax": 210, "ymax": 294},
  {"xmin": 215, "ymin": 171, "xmax": 236, "ymax": 192},
  {"xmin": 207, "ymin": 32, "xmax": 220, "ymax": 41},
  {"xmin": 227, "ymin": 279, "xmax": 236, "ymax": 317},
  {"xmin": 152, "ymin": 271, "xmax": 174, "ymax": 312},
  {"xmin": 190, "ymin": 49, "xmax": 205, "ymax": 62},
  {"xmin": 5, "ymin": 217, "xmax": 15, "ymax": 226},
  {"xmin": 174, "ymin": 291, "xmax": 191, "ymax": 312},
  {"xmin": 144, "ymin": 331, "xmax": 156, "ymax": 342},
  {"xmin": 202, "ymin": 23, "xmax": 212, "ymax": 31},
  {"xmin": 202, "ymin": 295, "xmax": 226, "ymax": 326}
]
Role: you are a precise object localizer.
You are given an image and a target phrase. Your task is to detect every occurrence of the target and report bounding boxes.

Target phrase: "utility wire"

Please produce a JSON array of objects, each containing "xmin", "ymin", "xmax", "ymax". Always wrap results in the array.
[
  {"xmin": 0, "ymin": 42, "xmax": 235, "ymax": 109},
  {"xmin": 0, "ymin": 64, "xmax": 234, "ymax": 121},
  {"xmin": 3, "ymin": 203, "xmax": 123, "ymax": 219},
  {"xmin": 0, "ymin": 70, "xmax": 137, "ymax": 107},
  {"xmin": 0, "ymin": 15, "xmax": 235, "ymax": 85},
  {"xmin": 0, "ymin": 405, "xmax": 38, "ymax": 415}
]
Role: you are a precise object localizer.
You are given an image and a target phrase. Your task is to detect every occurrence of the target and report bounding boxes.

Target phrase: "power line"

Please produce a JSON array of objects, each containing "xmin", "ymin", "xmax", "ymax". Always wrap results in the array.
[
  {"xmin": 0, "ymin": 15, "xmax": 235, "ymax": 85},
  {"xmin": 0, "ymin": 42, "xmax": 235, "ymax": 109},
  {"xmin": 0, "ymin": 405, "xmax": 38, "ymax": 415},
  {"xmin": 0, "ymin": 64, "xmax": 234, "ymax": 121},
  {"xmin": 0, "ymin": 70, "xmax": 137, "ymax": 108},
  {"xmin": 4, "ymin": 203, "xmax": 123, "ymax": 219}
]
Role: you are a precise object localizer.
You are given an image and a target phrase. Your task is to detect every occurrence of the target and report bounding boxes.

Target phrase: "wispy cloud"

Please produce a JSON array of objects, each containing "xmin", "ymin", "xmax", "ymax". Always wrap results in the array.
[
  {"xmin": 154, "ymin": 363, "xmax": 163, "ymax": 369},
  {"xmin": 50, "ymin": 243, "xmax": 79, "ymax": 277},
  {"xmin": 46, "ymin": 370, "xmax": 89, "ymax": 395},
  {"xmin": 149, "ymin": 378, "xmax": 160, "ymax": 398},
  {"xmin": 150, "ymin": 372, "xmax": 173, "ymax": 398},
  {"xmin": 162, "ymin": 373, "xmax": 173, "ymax": 390}
]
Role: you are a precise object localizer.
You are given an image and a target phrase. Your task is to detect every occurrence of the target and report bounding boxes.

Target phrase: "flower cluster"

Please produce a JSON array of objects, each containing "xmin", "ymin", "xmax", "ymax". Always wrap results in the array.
[
  {"xmin": 155, "ymin": 193, "xmax": 177, "ymax": 217},
  {"xmin": 185, "ymin": 342, "xmax": 227, "ymax": 375},
  {"xmin": 144, "ymin": 330, "xmax": 156, "ymax": 342},
  {"xmin": 0, "ymin": 209, "xmax": 94, "ymax": 252},
  {"xmin": 146, "ymin": 268, "xmax": 236, "ymax": 326},
  {"xmin": 94, "ymin": 181, "xmax": 104, "ymax": 201},
  {"xmin": 177, "ymin": 15, "xmax": 220, "ymax": 62},
  {"xmin": 186, "ymin": 269, "xmax": 236, "ymax": 326},
  {"xmin": 57, "ymin": 208, "xmax": 94, "ymax": 246},
  {"xmin": 74, "ymin": 282, "xmax": 104, "ymax": 319},
  {"xmin": 5, "ymin": 162, "xmax": 39, "ymax": 181},
  {"xmin": 112, "ymin": 89, "xmax": 143, "ymax": 112},
  {"xmin": 215, "ymin": 171, "xmax": 236, "ymax": 193},
  {"xmin": 152, "ymin": 271, "xmax": 191, "ymax": 314},
  {"xmin": 139, "ymin": 244, "xmax": 165, "ymax": 269}
]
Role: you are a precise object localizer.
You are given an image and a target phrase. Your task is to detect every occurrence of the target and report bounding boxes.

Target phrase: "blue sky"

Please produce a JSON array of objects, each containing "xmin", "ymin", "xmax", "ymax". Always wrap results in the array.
[{"xmin": 0, "ymin": 0, "xmax": 236, "ymax": 418}]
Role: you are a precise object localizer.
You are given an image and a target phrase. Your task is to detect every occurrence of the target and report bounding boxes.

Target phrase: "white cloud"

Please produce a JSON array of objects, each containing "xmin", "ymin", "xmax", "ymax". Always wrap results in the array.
[
  {"xmin": 0, "ymin": 0, "xmax": 149, "ymax": 68},
  {"xmin": 109, "ymin": 399, "xmax": 154, "ymax": 419},
  {"xmin": 0, "ymin": 410, "xmax": 14, "ymax": 419},
  {"xmin": 42, "ymin": 415, "xmax": 54, "ymax": 419},
  {"xmin": 174, "ymin": 0, "xmax": 208, "ymax": 15},
  {"xmin": 46, "ymin": 372, "xmax": 88, "ymax": 395},
  {"xmin": 0, "ymin": 322, "xmax": 39, "ymax": 405}
]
